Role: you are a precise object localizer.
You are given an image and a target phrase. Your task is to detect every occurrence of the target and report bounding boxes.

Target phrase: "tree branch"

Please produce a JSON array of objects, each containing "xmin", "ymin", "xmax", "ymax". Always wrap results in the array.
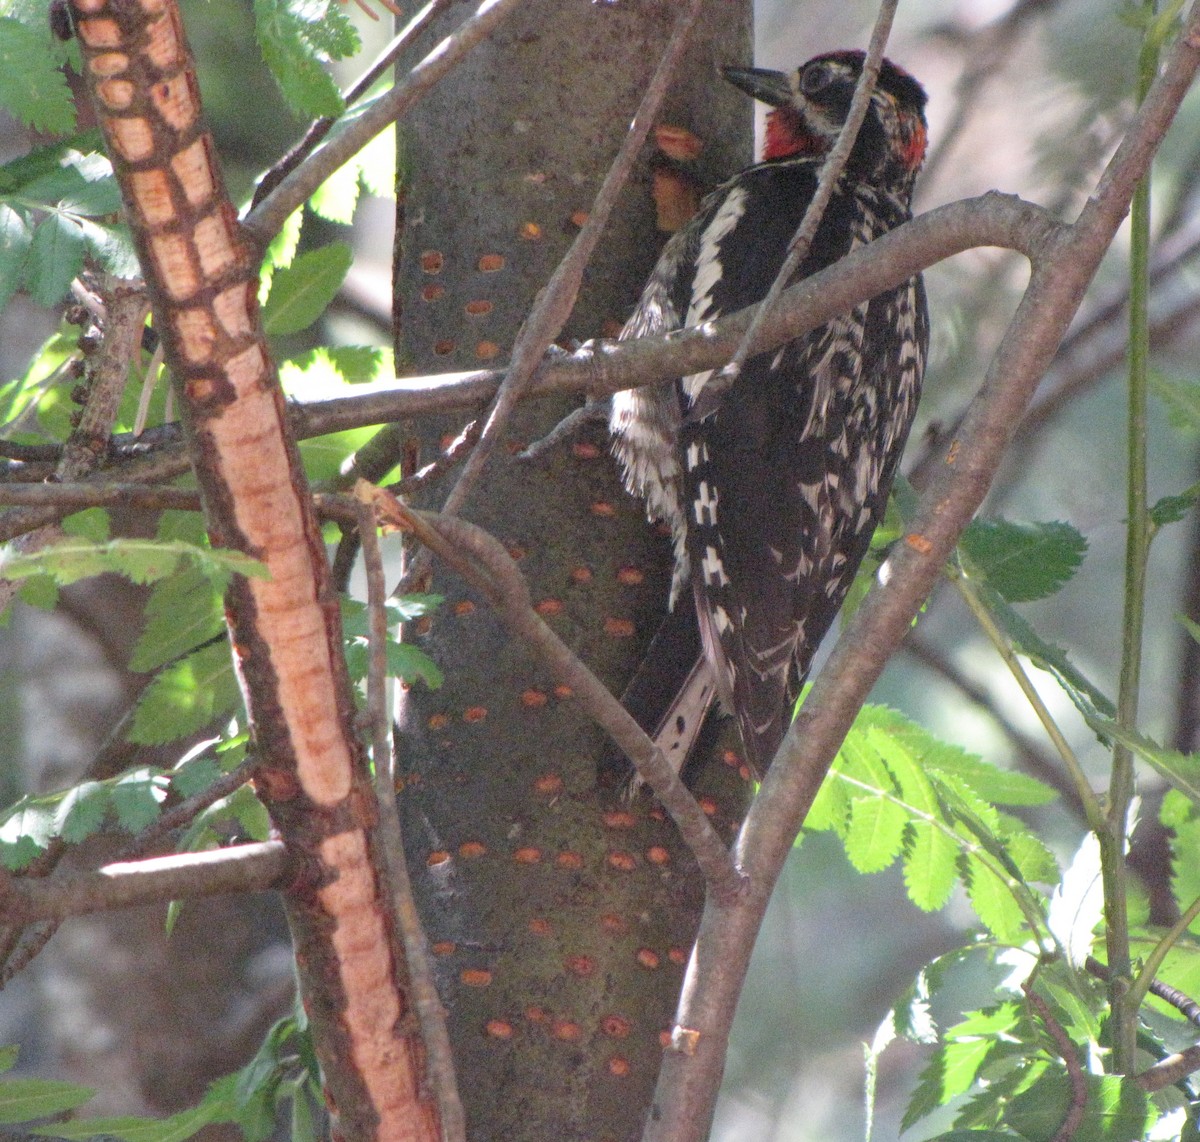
[
  {"xmin": 0, "ymin": 842, "xmax": 288, "ymax": 923},
  {"xmin": 243, "ymin": 0, "xmax": 527, "ymax": 247},
  {"xmin": 366, "ymin": 491, "xmax": 747, "ymax": 903},
  {"xmin": 643, "ymin": 7, "xmax": 1200, "ymax": 1140}
]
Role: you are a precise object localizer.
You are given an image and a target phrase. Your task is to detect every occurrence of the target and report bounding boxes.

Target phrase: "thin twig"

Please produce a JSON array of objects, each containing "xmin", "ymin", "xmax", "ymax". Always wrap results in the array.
[
  {"xmin": 374, "ymin": 493, "xmax": 746, "ymax": 902},
  {"xmin": 515, "ymin": 400, "xmax": 609, "ymax": 461},
  {"xmin": 719, "ymin": 0, "xmax": 898, "ymax": 382},
  {"xmin": 0, "ymin": 842, "xmax": 288, "ymax": 924},
  {"xmin": 1022, "ymin": 978, "xmax": 1087, "ymax": 1142},
  {"xmin": 0, "ymin": 195, "xmax": 1064, "ymax": 549},
  {"xmin": 243, "ymin": 0, "xmax": 526, "ymax": 247},
  {"xmin": 437, "ymin": 0, "xmax": 705, "ymax": 519},
  {"xmin": 0, "ymin": 482, "xmax": 200, "ymax": 510},
  {"xmin": 251, "ymin": 0, "xmax": 456, "ymax": 208},
  {"xmin": 123, "ymin": 754, "xmax": 262, "ymax": 858},
  {"xmin": 354, "ymin": 490, "xmax": 465, "ymax": 1142}
]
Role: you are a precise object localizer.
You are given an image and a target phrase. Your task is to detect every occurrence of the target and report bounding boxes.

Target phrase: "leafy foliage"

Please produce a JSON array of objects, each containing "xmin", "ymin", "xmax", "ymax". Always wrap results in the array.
[
  {"xmin": 261, "ymin": 241, "xmax": 353, "ymax": 335},
  {"xmin": 0, "ymin": 137, "xmax": 135, "ymax": 312},
  {"xmin": 0, "ymin": 15, "xmax": 75, "ymax": 135},
  {"xmin": 0, "ymin": 745, "xmax": 246, "ymax": 871},
  {"xmin": 959, "ymin": 518, "xmax": 1088, "ymax": 603},
  {"xmin": 806, "ymin": 703, "xmax": 1057, "ymax": 936},
  {"xmin": 252, "ymin": 0, "xmax": 360, "ymax": 120}
]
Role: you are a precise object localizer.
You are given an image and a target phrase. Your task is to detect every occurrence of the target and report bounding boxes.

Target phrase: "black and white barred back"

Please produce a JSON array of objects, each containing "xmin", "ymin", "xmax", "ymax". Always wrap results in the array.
[{"xmin": 610, "ymin": 52, "xmax": 929, "ymax": 779}]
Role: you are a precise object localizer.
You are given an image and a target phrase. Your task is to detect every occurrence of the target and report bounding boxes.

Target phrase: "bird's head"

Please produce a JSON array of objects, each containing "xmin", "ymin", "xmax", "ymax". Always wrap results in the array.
[{"xmin": 722, "ymin": 51, "xmax": 928, "ymax": 186}]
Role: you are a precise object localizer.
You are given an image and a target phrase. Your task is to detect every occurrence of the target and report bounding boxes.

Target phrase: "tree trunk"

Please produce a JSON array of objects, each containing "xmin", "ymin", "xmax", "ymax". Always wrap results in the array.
[{"xmin": 392, "ymin": 2, "xmax": 751, "ymax": 1137}]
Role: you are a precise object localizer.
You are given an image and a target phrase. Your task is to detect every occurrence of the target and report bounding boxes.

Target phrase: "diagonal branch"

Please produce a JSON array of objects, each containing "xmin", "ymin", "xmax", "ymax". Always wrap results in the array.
[
  {"xmin": 368, "ymin": 491, "xmax": 747, "ymax": 903},
  {"xmin": 643, "ymin": 6, "xmax": 1200, "ymax": 1140},
  {"xmin": 243, "ymin": 0, "xmax": 527, "ymax": 247},
  {"xmin": 721, "ymin": 0, "xmax": 898, "ymax": 381},
  {"xmin": 0, "ymin": 842, "xmax": 288, "ymax": 923},
  {"xmin": 437, "ymin": 0, "xmax": 706, "ymax": 519}
]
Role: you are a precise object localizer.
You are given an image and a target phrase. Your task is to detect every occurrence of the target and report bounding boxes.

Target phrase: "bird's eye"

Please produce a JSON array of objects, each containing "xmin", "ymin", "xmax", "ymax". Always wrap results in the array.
[{"xmin": 799, "ymin": 63, "xmax": 834, "ymax": 96}]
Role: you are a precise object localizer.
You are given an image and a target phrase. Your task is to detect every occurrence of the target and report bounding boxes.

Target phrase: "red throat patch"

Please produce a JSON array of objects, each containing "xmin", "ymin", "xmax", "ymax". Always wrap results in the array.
[
  {"xmin": 763, "ymin": 107, "xmax": 825, "ymax": 161},
  {"xmin": 901, "ymin": 116, "xmax": 928, "ymax": 171}
]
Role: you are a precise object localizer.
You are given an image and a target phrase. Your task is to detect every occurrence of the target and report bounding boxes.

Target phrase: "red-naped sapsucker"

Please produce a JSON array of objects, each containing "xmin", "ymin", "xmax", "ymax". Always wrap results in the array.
[{"xmin": 610, "ymin": 51, "xmax": 929, "ymax": 779}]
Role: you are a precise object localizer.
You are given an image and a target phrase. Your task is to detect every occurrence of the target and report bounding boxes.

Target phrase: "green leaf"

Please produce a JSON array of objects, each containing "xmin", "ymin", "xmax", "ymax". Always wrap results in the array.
[
  {"xmin": 0, "ymin": 538, "xmax": 266, "ymax": 591},
  {"xmin": 902, "ymin": 1037, "xmax": 994, "ymax": 1131},
  {"xmin": 1006, "ymin": 1071, "xmax": 1154, "ymax": 1142},
  {"xmin": 54, "ymin": 780, "xmax": 110, "ymax": 843},
  {"xmin": 844, "ymin": 795, "xmax": 908, "ymax": 873},
  {"xmin": 61, "ymin": 507, "xmax": 111, "ymax": 543},
  {"xmin": 261, "ymin": 242, "xmax": 353, "ymax": 336},
  {"xmin": 0, "ymin": 800, "xmax": 55, "ymax": 870},
  {"xmin": 960, "ymin": 518, "xmax": 1087, "ymax": 603},
  {"xmin": 111, "ymin": 769, "xmax": 170, "ymax": 833},
  {"xmin": 0, "ymin": 1077, "xmax": 94, "ymax": 1124},
  {"xmin": 0, "ymin": 202, "xmax": 32, "ymax": 311},
  {"xmin": 25, "ymin": 212, "xmax": 85, "ymax": 305},
  {"xmin": 128, "ymin": 641, "xmax": 241, "ymax": 746},
  {"xmin": 131, "ymin": 563, "xmax": 225, "ymax": 673},
  {"xmin": 1088, "ymin": 719, "xmax": 1200, "ymax": 807},
  {"xmin": 308, "ymin": 153, "xmax": 360, "ymax": 224},
  {"xmin": 253, "ymin": 0, "xmax": 358, "ymax": 120},
  {"xmin": 225, "ymin": 784, "xmax": 271, "ymax": 842},
  {"xmin": 963, "ymin": 853, "xmax": 1026, "ymax": 943},
  {"xmin": 0, "ymin": 18, "xmax": 74, "ymax": 134},
  {"xmin": 30, "ymin": 1101, "xmax": 220, "ymax": 1142},
  {"xmin": 1150, "ymin": 483, "xmax": 1200, "ymax": 527},
  {"xmin": 170, "ymin": 755, "xmax": 223, "ymax": 799},
  {"xmin": 979, "ymin": 583, "xmax": 1116, "ymax": 719}
]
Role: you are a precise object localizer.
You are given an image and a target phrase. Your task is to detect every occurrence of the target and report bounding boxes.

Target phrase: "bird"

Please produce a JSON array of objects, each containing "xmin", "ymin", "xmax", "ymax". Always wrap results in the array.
[{"xmin": 609, "ymin": 50, "xmax": 929, "ymax": 781}]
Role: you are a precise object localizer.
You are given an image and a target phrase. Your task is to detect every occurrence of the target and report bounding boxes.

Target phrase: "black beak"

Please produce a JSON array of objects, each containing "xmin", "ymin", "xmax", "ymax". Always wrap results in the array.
[{"xmin": 720, "ymin": 66, "xmax": 792, "ymax": 108}]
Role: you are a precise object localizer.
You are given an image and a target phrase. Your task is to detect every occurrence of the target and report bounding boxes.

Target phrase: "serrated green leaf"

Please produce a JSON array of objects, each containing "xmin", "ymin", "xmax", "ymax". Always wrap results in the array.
[
  {"xmin": 111, "ymin": 769, "xmax": 169, "ymax": 833},
  {"xmin": 253, "ymin": 0, "xmax": 358, "ymax": 120},
  {"xmin": 0, "ymin": 18, "xmax": 75, "ymax": 134},
  {"xmin": 30, "ymin": 1101, "xmax": 220, "ymax": 1142},
  {"xmin": 170, "ymin": 755, "xmax": 223, "ymax": 799},
  {"xmin": 0, "ymin": 539, "xmax": 266, "ymax": 591},
  {"xmin": 131, "ymin": 564, "xmax": 225, "ymax": 673},
  {"xmin": 261, "ymin": 242, "xmax": 353, "ymax": 336},
  {"xmin": 128, "ymin": 641, "xmax": 241, "ymax": 746},
  {"xmin": 0, "ymin": 1077, "xmax": 94, "ymax": 1124},
  {"xmin": 15, "ymin": 575, "xmax": 58, "ymax": 612},
  {"xmin": 960, "ymin": 518, "xmax": 1087, "ymax": 603},
  {"xmin": 0, "ymin": 800, "xmax": 55, "ymax": 869},
  {"xmin": 77, "ymin": 216, "xmax": 138, "ymax": 277},
  {"xmin": 225, "ymin": 784, "xmax": 270, "ymax": 842},
  {"xmin": 26, "ymin": 212, "xmax": 85, "ymax": 305},
  {"xmin": 54, "ymin": 779, "xmax": 109, "ymax": 843},
  {"xmin": 1150, "ymin": 483, "xmax": 1200, "ymax": 527},
  {"xmin": 1089, "ymin": 719, "xmax": 1200, "ymax": 806},
  {"xmin": 980, "ymin": 583, "xmax": 1116, "ymax": 719},
  {"xmin": 904, "ymin": 819, "xmax": 959, "ymax": 911},
  {"xmin": 902, "ymin": 1037, "xmax": 994, "ymax": 1131},
  {"xmin": 844, "ymin": 791, "xmax": 907, "ymax": 873},
  {"xmin": 0, "ymin": 202, "xmax": 32, "ymax": 311},
  {"xmin": 964, "ymin": 853, "xmax": 1026, "ymax": 942},
  {"xmin": 61, "ymin": 507, "xmax": 111, "ymax": 543},
  {"xmin": 1006, "ymin": 1071, "xmax": 1154, "ymax": 1142}
]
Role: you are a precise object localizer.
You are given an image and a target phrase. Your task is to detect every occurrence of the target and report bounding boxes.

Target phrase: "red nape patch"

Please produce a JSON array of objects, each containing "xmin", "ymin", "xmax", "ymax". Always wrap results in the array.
[
  {"xmin": 901, "ymin": 116, "xmax": 928, "ymax": 171},
  {"xmin": 763, "ymin": 107, "xmax": 824, "ymax": 161}
]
